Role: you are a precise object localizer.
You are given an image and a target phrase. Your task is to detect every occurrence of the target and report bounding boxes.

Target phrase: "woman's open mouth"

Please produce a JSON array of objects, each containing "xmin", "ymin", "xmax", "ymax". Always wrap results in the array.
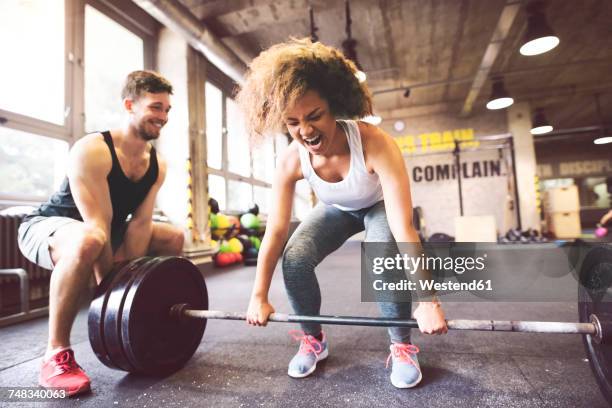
[{"xmin": 304, "ymin": 134, "xmax": 322, "ymax": 148}]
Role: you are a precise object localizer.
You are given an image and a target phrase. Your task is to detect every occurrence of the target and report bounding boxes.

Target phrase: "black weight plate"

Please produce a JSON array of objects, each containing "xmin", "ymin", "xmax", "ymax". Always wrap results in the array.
[
  {"xmin": 88, "ymin": 258, "xmax": 146, "ymax": 370},
  {"xmin": 121, "ymin": 257, "xmax": 208, "ymax": 375},
  {"xmin": 578, "ymin": 245, "xmax": 612, "ymax": 402},
  {"xmin": 103, "ymin": 257, "xmax": 158, "ymax": 372}
]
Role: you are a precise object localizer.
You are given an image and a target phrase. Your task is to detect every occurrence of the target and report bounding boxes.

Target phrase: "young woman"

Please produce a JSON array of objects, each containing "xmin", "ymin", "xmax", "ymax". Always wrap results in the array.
[{"xmin": 237, "ymin": 38, "xmax": 447, "ymax": 388}]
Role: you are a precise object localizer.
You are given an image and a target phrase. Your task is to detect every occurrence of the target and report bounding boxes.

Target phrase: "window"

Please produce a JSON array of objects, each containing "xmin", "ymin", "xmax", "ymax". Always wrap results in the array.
[
  {"xmin": 204, "ymin": 80, "xmax": 288, "ymax": 215},
  {"xmin": 0, "ymin": 1, "xmax": 156, "ymax": 204},
  {"xmin": 252, "ymin": 138, "xmax": 275, "ymax": 183},
  {"xmin": 205, "ymin": 83, "xmax": 223, "ymax": 169},
  {"xmin": 0, "ymin": 0, "xmax": 65, "ymax": 125},
  {"xmin": 227, "ymin": 180, "xmax": 253, "ymax": 212},
  {"xmin": 84, "ymin": 4, "xmax": 144, "ymax": 132},
  {"xmin": 208, "ymin": 174, "xmax": 226, "ymax": 211},
  {"xmin": 0, "ymin": 127, "xmax": 68, "ymax": 199},
  {"xmin": 579, "ymin": 177, "xmax": 611, "ymax": 209},
  {"xmin": 253, "ymin": 186, "xmax": 272, "ymax": 215},
  {"xmin": 226, "ymin": 98, "xmax": 250, "ymax": 177}
]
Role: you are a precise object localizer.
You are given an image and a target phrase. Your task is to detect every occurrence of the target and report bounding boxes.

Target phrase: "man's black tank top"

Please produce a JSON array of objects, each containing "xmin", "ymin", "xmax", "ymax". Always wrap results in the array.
[{"xmin": 25, "ymin": 131, "xmax": 159, "ymax": 244}]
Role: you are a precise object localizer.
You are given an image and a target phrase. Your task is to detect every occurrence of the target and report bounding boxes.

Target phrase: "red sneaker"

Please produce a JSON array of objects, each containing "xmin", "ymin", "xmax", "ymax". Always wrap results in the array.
[{"xmin": 39, "ymin": 349, "xmax": 91, "ymax": 397}]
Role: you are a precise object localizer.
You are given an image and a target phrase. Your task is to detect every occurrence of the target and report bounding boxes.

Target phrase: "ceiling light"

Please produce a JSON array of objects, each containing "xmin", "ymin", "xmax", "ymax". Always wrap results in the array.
[
  {"xmin": 531, "ymin": 125, "xmax": 553, "ymax": 135},
  {"xmin": 530, "ymin": 108, "xmax": 553, "ymax": 134},
  {"xmin": 593, "ymin": 93, "xmax": 611, "ymax": 145},
  {"xmin": 393, "ymin": 120, "xmax": 405, "ymax": 132},
  {"xmin": 594, "ymin": 136, "xmax": 612, "ymax": 145},
  {"xmin": 363, "ymin": 115, "xmax": 382, "ymax": 125},
  {"xmin": 520, "ymin": 1, "xmax": 560, "ymax": 56},
  {"xmin": 486, "ymin": 77, "xmax": 514, "ymax": 110}
]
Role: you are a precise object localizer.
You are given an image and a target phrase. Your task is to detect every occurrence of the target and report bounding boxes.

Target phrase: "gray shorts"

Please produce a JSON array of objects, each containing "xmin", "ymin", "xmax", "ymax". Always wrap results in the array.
[{"xmin": 17, "ymin": 216, "xmax": 80, "ymax": 270}]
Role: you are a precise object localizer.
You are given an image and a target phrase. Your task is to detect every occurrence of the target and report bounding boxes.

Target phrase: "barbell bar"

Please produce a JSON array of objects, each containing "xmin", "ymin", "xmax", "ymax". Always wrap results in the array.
[
  {"xmin": 172, "ymin": 305, "xmax": 599, "ymax": 337},
  {"xmin": 87, "ymin": 244, "xmax": 612, "ymax": 401}
]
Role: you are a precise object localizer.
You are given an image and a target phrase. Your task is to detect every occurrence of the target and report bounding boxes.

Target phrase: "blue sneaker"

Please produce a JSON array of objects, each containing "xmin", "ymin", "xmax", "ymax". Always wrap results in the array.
[
  {"xmin": 287, "ymin": 330, "xmax": 328, "ymax": 378},
  {"xmin": 386, "ymin": 343, "xmax": 422, "ymax": 388}
]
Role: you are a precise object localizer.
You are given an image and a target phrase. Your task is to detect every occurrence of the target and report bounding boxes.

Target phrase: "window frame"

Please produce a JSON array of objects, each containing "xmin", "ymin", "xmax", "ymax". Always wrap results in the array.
[
  {"xmin": 206, "ymin": 77, "xmax": 277, "ymax": 213},
  {"xmin": 205, "ymin": 77, "xmax": 281, "ymax": 214},
  {"xmin": 0, "ymin": 0, "xmax": 158, "ymax": 204}
]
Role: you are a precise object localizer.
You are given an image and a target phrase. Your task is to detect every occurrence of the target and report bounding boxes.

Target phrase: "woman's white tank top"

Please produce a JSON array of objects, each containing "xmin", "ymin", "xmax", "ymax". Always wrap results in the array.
[{"xmin": 297, "ymin": 120, "xmax": 384, "ymax": 211}]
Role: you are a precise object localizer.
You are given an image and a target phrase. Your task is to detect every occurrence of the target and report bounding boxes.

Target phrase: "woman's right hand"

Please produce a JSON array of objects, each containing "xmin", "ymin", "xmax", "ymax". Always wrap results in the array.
[{"xmin": 246, "ymin": 297, "xmax": 275, "ymax": 326}]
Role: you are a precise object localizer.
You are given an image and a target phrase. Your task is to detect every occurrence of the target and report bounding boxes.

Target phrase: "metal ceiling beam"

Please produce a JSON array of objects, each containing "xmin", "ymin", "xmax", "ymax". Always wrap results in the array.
[
  {"xmin": 372, "ymin": 57, "xmax": 612, "ymax": 96},
  {"xmin": 377, "ymin": 83, "xmax": 612, "ymax": 119},
  {"xmin": 133, "ymin": 0, "xmax": 247, "ymax": 84},
  {"xmin": 460, "ymin": 0, "xmax": 522, "ymax": 116}
]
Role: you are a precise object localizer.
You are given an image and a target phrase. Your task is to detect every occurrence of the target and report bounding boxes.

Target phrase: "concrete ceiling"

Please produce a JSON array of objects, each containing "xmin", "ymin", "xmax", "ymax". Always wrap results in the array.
[{"xmin": 176, "ymin": 0, "xmax": 612, "ymax": 131}]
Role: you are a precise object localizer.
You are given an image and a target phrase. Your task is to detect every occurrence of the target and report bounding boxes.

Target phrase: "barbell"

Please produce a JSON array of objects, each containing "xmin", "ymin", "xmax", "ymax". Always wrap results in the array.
[{"xmin": 87, "ymin": 245, "xmax": 612, "ymax": 401}]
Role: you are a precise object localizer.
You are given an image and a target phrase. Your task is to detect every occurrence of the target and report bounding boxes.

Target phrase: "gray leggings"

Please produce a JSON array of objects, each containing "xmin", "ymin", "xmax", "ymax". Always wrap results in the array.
[{"xmin": 282, "ymin": 200, "xmax": 411, "ymax": 343}]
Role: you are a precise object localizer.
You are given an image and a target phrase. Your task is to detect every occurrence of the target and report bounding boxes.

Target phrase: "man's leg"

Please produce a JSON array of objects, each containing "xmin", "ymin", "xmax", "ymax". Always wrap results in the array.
[
  {"xmin": 147, "ymin": 222, "xmax": 185, "ymax": 255},
  {"xmin": 47, "ymin": 221, "xmax": 107, "ymax": 352},
  {"xmin": 18, "ymin": 216, "xmax": 109, "ymax": 395},
  {"xmin": 114, "ymin": 221, "xmax": 184, "ymax": 261}
]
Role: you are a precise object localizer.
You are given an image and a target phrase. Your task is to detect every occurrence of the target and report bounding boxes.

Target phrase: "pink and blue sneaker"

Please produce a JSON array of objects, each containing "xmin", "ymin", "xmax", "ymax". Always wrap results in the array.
[
  {"xmin": 386, "ymin": 343, "xmax": 422, "ymax": 388},
  {"xmin": 287, "ymin": 330, "xmax": 328, "ymax": 378}
]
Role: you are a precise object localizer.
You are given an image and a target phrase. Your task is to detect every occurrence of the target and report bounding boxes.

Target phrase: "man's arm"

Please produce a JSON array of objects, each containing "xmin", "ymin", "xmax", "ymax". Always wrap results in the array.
[
  {"xmin": 67, "ymin": 134, "xmax": 114, "ymax": 279},
  {"xmin": 119, "ymin": 155, "xmax": 168, "ymax": 259}
]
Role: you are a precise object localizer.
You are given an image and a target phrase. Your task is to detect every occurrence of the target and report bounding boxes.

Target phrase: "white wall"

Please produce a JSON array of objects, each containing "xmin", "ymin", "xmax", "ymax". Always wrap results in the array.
[
  {"xmin": 379, "ymin": 110, "xmax": 515, "ymax": 237},
  {"xmin": 406, "ymin": 149, "xmax": 514, "ymax": 236}
]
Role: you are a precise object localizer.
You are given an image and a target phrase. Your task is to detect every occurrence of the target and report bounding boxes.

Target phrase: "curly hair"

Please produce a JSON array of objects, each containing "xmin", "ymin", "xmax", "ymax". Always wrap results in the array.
[
  {"xmin": 121, "ymin": 70, "xmax": 173, "ymax": 101},
  {"xmin": 236, "ymin": 38, "xmax": 373, "ymax": 142}
]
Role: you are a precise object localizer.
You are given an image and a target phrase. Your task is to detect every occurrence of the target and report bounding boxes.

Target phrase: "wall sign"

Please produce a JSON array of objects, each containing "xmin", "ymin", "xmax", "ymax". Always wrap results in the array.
[
  {"xmin": 412, "ymin": 160, "xmax": 503, "ymax": 183},
  {"xmin": 394, "ymin": 128, "xmax": 480, "ymax": 154},
  {"xmin": 537, "ymin": 159, "xmax": 612, "ymax": 179}
]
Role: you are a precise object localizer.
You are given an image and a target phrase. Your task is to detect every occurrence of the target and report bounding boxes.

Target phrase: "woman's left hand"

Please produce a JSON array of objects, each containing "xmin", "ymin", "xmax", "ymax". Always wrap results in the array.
[{"xmin": 413, "ymin": 302, "xmax": 448, "ymax": 335}]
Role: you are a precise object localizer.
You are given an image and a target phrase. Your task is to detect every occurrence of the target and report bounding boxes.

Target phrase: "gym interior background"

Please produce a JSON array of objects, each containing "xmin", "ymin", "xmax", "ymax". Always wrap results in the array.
[{"xmin": 1, "ymin": 0, "xmax": 611, "ymax": 406}]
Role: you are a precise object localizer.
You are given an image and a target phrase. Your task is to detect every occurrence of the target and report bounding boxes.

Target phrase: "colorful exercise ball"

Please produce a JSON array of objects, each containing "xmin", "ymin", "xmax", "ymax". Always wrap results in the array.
[
  {"xmin": 215, "ymin": 252, "xmax": 234, "ymax": 267},
  {"xmin": 240, "ymin": 213, "xmax": 260, "ymax": 229},
  {"xmin": 249, "ymin": 236, "xmax": 261, "ymax": 250},
  {"xmin": 216, "ymin": 213, "xmax": 231, "ymax": 229},
  {"xmin": 209, "ymin": 197, "xmax": 219, "ymax": 214},
  {"xmin": 228, "ymin": 215, "xmax": 241, "ymax": 229},
  {"xmin": 228, "ymin": 237, "xmax": 244, "ymax": 253},
  {"xmin": 219, "ymin": 240, "xmax": 232, "ymax": 253},
  {"xmin": 245, "ymin": 247, "xmax": 259, "ymax": 259},
  {"xmin": 237, "ymin": 234, "xmax": 252, "ymax": 250},
  {"xmin": 209, "ymin": 213, "xmax": 218, "ymax": 229}
]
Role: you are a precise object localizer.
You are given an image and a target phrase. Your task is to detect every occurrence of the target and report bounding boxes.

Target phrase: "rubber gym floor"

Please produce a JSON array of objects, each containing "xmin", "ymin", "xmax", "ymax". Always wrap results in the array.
[{"xmin": 0, "ymin": 240, "xmax": 608, "ymax": 407}]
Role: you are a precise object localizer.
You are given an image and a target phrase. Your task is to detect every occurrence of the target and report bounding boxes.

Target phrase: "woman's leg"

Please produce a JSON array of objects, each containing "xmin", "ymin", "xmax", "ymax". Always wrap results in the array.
[
  {"xmin": 283, "ymin": 203, "xmax": 363, "ymax": 335},
  {"xmin": 363, "ymin": 201, "xmax": 412, "ymax": 344}
]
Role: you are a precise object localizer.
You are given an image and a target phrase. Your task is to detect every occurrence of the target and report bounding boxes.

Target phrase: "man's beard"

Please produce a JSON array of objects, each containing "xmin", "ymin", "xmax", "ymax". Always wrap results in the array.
[{"xmin": 137, "ymin": 121, "xmax": 160, "ymax": 141}]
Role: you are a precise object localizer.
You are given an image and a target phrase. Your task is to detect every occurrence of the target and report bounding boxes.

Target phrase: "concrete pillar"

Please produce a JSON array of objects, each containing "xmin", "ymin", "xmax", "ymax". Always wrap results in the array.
[
  {"xmin": 507, "ymin": 102, "xmax": 540, "ymax": 231},
  {"xmin": 155, "ymin": 28, "xmax": 190, "ymax": 238}
]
